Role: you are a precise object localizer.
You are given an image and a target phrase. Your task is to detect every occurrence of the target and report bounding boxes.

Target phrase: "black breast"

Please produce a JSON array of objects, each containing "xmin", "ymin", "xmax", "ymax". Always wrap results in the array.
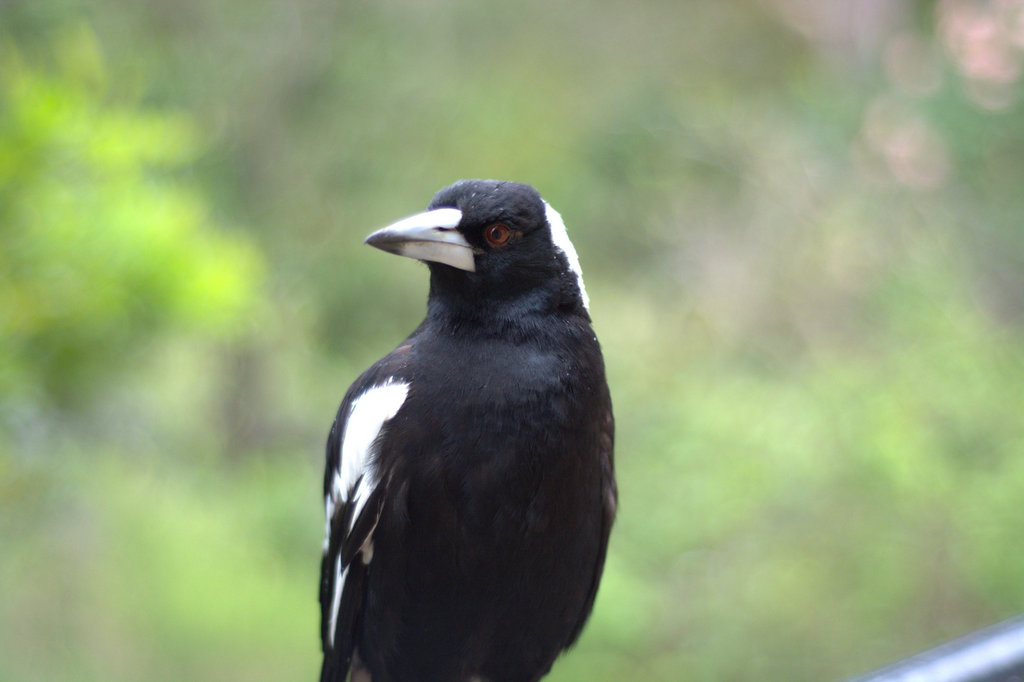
[{"xmin": 357, "ymin": 322, "xmax": 612, "ymax": 682}]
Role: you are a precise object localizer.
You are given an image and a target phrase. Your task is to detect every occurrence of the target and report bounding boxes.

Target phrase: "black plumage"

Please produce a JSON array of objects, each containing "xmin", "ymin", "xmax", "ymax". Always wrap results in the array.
[{"xmin": 319, "ymin": 180, "xmax": 616, "ymax": 682}]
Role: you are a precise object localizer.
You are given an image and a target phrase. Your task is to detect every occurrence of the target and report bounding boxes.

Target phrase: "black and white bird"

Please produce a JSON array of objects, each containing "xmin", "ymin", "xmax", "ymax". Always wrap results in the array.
[{"xmin": 319, "ymin": 180, "xmax": 616, "ymax": 682}]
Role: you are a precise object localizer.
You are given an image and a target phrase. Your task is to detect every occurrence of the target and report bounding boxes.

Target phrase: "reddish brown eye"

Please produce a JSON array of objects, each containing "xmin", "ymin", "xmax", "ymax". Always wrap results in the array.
[{"xmin": 485, "ymin": 223, "xmax": 512, "ymax": 247}]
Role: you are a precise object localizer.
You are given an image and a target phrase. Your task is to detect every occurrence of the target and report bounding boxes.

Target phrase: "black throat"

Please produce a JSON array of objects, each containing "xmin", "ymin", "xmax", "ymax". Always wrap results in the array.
[{"xmin": 426, "ymin": 263, "xmax": 588, "ymax": 336}]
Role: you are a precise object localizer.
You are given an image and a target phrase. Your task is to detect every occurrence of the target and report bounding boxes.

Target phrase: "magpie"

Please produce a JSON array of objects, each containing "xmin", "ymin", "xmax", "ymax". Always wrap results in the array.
[{"xmin": 319, "ymin": 180, "xmax": 616, "ymax": 682}]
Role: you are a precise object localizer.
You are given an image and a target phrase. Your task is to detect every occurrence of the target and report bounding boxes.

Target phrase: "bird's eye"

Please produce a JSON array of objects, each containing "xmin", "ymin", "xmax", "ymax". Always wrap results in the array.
[{"xmin": 485, "ymin": 223, "xmax": 512, "ymax": 247}]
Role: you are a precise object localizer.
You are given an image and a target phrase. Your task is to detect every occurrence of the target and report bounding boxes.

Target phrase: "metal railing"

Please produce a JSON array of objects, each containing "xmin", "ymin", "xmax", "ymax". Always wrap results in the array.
[{"xmin": 850, "ymin": 615, "xmax": 1024, "ymax": 682}]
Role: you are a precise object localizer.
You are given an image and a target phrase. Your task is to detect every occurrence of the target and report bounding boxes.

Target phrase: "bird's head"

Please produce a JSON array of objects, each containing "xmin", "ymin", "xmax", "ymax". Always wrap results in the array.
[{"xmin": 365, "ymin": 180, "xmax": 590, "ymax": 317}]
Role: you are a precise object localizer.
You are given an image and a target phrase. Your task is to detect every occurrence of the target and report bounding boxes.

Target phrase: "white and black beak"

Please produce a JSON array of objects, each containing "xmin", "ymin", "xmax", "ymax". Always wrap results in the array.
[{"xmin": 364, "ymin": 207, "xmax": 476, "ymax": 272}]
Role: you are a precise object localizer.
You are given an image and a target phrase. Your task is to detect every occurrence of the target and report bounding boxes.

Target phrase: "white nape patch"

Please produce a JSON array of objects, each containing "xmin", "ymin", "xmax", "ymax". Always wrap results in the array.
[{"xmin": 543, "ymin": 201, "xmax": 590, "ymax": 311}]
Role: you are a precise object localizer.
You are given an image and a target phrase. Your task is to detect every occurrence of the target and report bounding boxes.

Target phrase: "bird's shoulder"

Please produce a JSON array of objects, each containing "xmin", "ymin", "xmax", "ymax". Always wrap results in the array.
[
  {"xmin": 320, "ymin": 336, "xmax": 422, "ymax": 672},
  {"xmin": 323, "ymin": 340, "xmax": 415, "ymax": 486}
]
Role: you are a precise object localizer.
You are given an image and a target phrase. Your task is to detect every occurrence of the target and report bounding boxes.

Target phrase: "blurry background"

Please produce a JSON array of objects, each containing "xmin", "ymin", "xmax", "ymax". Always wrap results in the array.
[{"xmin": 2, "ymin": 0, "xmax": 1024, "ymax": 679}]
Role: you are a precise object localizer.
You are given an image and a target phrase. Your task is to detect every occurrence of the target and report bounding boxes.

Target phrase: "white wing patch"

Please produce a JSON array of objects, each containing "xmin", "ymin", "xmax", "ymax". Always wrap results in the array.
[
  {"xmin": 328, "ymin": 555, "xmax": 348, "ymax": 646},
  {"xmin": 543, "ymin": 201, "xmax": 590, "ymax": 311},
  {"xmin": 324, "ymin": 380, "xmax": 411, "ymax": 543},
  {"xmin": 324, "ymin": 379, "xmax": 410, "ymax": 645}
]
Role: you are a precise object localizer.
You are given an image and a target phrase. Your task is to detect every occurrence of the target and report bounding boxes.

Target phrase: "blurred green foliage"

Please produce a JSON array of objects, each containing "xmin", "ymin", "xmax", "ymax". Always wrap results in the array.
[
  {"xmin": 2, "ymin": 1, "xmax": 1024, "ymax": 680},
  {"xmin": 0, "ymin": 26, "xmax": 262, "ymax": 409}
]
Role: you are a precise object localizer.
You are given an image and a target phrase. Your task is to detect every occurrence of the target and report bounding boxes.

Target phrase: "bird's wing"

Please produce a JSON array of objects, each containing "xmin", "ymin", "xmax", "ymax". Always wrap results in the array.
[
  {"xmin": 565, "ymin": 402, "xmax": 617, "ymax": 649},
  {"xmin": 320, "ymin": 364, "xmax": 411, "ymax": 682}
]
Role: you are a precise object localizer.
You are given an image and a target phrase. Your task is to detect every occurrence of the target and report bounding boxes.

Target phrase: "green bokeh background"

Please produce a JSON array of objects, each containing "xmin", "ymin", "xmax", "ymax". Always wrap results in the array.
[{"xmin": 2, "ymin": 1, "xmax": 1023, "ymax": 679}]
